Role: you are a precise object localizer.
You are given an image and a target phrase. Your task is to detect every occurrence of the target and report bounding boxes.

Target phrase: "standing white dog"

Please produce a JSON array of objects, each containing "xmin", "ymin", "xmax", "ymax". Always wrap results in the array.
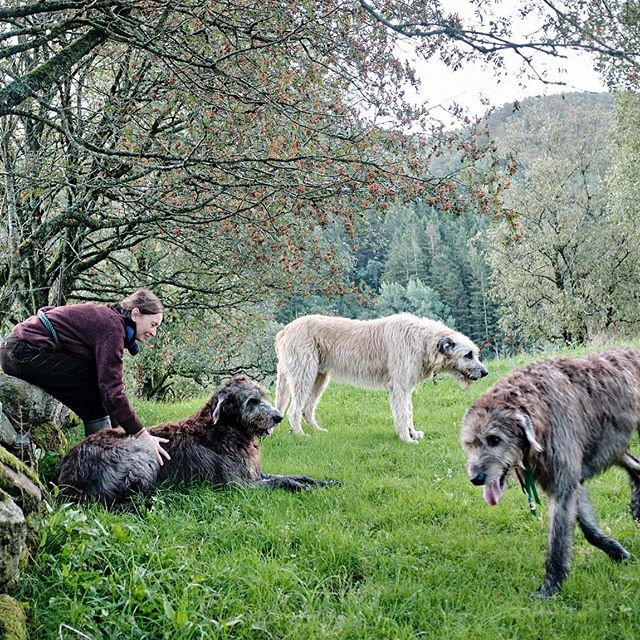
[{"xmin": 275, "ymin": 313, "xmax": 488, "ymax": 442}]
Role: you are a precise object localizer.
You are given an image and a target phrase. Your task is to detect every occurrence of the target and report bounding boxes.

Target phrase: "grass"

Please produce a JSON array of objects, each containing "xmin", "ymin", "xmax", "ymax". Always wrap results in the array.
[{"xmin": 17, "ymin": 351, "xmax": 640, "ymax": 639}]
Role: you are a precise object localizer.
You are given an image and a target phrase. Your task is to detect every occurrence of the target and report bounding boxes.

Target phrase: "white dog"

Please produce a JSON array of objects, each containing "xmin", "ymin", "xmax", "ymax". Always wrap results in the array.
[{"xmin": 275, "ymin": 313, "xmax": 488, "ymax": 442}]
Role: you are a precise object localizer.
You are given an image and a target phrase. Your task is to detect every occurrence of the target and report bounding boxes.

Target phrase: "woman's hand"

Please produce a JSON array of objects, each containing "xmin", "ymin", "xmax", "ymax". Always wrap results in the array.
[{"xmin": 136, "ymin": 428, "xmax": 171, "ymax": 466}]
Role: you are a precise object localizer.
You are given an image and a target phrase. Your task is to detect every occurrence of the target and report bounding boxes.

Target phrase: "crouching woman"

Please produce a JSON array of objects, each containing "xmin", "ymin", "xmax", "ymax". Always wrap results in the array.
[{"xmin": 0, "ymin": 288, "xmax": 170, "ymax": 465}]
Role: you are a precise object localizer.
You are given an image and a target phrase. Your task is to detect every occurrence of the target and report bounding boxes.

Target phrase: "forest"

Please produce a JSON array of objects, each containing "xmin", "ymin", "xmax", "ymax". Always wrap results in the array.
[
  {"xmin": 1, "ymin": 1, "xmax": 640, "ymax": 399},
  {"xmin": 292, "ymin": 92, "xmax": 628, "ymax": 358}
]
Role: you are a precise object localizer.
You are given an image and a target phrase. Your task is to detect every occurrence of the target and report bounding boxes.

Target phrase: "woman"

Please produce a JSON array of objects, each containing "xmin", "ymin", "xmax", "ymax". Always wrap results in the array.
[{"xmin": 0, "ymin": 288, "xmax": 170, "ymax": 465}]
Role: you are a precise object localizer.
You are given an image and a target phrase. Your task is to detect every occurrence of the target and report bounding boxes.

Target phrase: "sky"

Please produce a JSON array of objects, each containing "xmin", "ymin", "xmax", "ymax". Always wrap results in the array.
[
  {"xmin": 412, "ymin": 48, "xmax": 608, "ymax": 121},
  {"xmin": 398, "ymin": 1, "xmax": 609, "ymax": 123}
]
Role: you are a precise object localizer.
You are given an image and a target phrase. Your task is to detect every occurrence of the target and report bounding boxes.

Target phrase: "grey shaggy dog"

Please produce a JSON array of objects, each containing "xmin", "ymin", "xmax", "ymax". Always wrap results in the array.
[
  {"xmin": 275, "ymin": 313, "xmax": 488, "ymax": 442},
  {"xmin": 461, "ymin": 348, "xmax": 640, "ymax": 598},
  {"xmin": 57, "ymin": 375, "xmax": 336, "ymax": 509}
]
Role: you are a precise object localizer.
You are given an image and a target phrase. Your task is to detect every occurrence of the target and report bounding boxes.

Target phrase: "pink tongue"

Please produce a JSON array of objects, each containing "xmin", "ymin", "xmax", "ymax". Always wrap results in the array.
[{"xmin": 483, "ymin": 480, "xmax": 503, "ymax": 506}]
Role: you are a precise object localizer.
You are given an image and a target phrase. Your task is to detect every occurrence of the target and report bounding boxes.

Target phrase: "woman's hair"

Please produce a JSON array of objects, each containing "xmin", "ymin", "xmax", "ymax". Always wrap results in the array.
[{"xmin": 110, "ymin": 288, "xmax": 164, "ymax": 317}]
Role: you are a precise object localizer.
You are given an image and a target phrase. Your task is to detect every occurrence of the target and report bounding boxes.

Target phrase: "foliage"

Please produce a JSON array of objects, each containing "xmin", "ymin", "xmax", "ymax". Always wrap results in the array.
[
  {"xmin": 361, "ymin": 1, "xmax": 640, "ymax": 89},
  {"xmin": 18, "ymin": 346, "xmax": 640, "ymax": 639},
  {"xmin": 481, "ymin": 93, "xmax": 640, "ymax": 346},
  {"xmin": 2, "ymin": 1, "xmax": 639, "ymax": 388},
  {"xmin": 608, "ymin": 92, "xmax": 640, "ymax": 223},
  {"xmin": 0, "ymin": 0, "xmax": 517, "ymax": 394},
  {"xmin": 125, "ymin": 304, "xmax": 281, "ymax": 401},
  {"xmin": 0, "ymin": 0, "xmax": 507, "ymax": 325},
  {"xmin": 377, "ymin": 278, "xmax": 454, "ymax": 326},
  {"xmin": 348, "ymin": 202, "xmax": 501, "ymax": 349}
]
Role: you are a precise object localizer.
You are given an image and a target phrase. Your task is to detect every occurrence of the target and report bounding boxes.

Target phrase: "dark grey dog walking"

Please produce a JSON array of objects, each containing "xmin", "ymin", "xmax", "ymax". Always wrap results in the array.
[
  {"xmin": 460, "ymin": 348, "xmax": 640, "ymax": 597},
  {"xmin": 58, "ymin": 375, "xmax": 337, "ymax": 509}
]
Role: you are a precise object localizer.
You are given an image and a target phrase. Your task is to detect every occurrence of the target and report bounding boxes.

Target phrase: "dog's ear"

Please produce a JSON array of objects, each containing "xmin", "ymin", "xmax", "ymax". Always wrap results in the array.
[
  {"xmin": 438, "ymin": 336, "xmax": 455, "ymax": 355},
  {"xmin": 515, "ymin": 413, "xmax": 543, "ymax": 453},
  {"xmin": 210, "ymin": 392, "xmax": 228, "ymax": 425}
]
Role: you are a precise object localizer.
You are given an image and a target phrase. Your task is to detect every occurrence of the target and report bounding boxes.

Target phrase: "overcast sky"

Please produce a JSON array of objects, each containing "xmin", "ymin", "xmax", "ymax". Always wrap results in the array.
[
  {"xmin": 398, "ymin": 2, "xmax": 609, "ymax": 123},
  {"xmin": 412, "ymin": 48, "xmax": 608, "ymax": 121}
]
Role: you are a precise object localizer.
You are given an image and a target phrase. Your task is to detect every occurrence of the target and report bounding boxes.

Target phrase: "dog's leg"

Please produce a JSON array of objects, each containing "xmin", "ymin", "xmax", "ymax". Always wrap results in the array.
[
  {"xmin": 259, "ymin": 473, "xmax": 340, "ymax": 491},
  {"xmin": 275, "ymin": 367, "xmax": 290, "ymax": 414},
  {"xmin": 618, "ymin": 453, "xmax": 640, "ymax": 522},
  {"xmin": 577, "ymin": 484, "xmax": 630, "ymax": 560},
  {"xmin": 286, "ymin": 354, "xmax": 318, "ymax": 436},
  {"xmin": 387, "ymin": 384, "xmax": 422, "ymax": 442},
  {"xmin": 629, "ymin": 471, "xmax": 640, "ymax": 523},
  {"xmin": 538, "ymin": 487, "xmax": 579, "ymax": 598},
  {"xmin": 303, "ymin": 372, "xmax": 330, "ymax": 432},
  {"xmin": 288, "ymin": 397, "xmax": 308, "ymax": 436}
]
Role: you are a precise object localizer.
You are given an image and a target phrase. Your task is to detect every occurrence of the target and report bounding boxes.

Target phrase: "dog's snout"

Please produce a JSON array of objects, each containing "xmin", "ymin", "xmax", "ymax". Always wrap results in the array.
[
  {"xmin": 480, "ymin": 368, "xmax": 489, "ymax": 378},
  {"xmin": 273, "ymin": 412, "xmax": 283, "ymax": 424},
  {"xmin": 470, "ymin": 470, "xmax": 486, "ymax": 486}
]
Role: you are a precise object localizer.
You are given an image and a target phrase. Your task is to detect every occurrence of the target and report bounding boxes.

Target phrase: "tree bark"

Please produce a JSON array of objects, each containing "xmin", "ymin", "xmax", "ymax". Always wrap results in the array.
[{"xmin": 0, "ymin": 28, "xmax": 107, "ymax": 114}]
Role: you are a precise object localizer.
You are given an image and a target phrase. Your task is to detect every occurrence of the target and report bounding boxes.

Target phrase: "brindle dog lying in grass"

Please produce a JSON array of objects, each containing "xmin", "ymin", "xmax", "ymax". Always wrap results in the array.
[{"xmin": 57, "ymin": 375, "xmax": 337, "ymax": 509}]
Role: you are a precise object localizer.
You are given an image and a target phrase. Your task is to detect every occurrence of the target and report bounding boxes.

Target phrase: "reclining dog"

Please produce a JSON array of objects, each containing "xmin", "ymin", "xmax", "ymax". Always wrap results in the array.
[{"xmin": 57, "ymin": 375, "xmax": 336, "ymax": 509}]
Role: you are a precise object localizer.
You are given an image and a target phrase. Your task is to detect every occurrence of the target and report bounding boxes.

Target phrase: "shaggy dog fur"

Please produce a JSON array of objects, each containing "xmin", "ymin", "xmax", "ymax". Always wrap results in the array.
[
  {"xmin": 57, "ymin": 375, "xmax": 335, "ymax": 509},
  {"xmin": 461, "ymin": 348, "xmax": 640, "ymax": 597},
  {"xmin": 275, "ymin": 313, "xmax": 488, "ymax": 442}
]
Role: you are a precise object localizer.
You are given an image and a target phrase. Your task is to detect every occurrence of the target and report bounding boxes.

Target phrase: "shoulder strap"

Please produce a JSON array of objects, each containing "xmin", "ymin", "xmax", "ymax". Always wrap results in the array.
[{"xmin": 37, "ymin": 310, "xmax": 62, "ymax": 350}]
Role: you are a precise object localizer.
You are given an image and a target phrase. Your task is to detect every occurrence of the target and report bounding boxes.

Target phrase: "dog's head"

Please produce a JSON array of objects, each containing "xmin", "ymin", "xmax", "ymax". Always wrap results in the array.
[
  {"xmin": 460, "ymin": 403, "xmax": 543, "ymax": 506},
  {"xmin": 436, "ymin": 333, "xmax": 488, "ymax": 388},
  {"xmin": 208, "ymin": 375, "xmax": 283, "ymax": 438}
]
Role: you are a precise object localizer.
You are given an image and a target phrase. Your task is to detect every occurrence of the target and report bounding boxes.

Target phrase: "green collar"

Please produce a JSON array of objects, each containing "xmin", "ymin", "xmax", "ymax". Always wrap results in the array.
[{"xmin": 519, "ymin": 462, "xmax": 541, "ymax": 518}]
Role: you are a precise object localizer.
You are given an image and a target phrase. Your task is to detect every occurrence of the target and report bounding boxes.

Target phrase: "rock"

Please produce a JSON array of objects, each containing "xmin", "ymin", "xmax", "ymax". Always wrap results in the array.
[
  {"xmin": 0, "ymin": 492, "xmax": 27, "ymax": 594},
  {"xmin": 0, "ymin": 374, "xmax": 79, "ymax": 462},
  {"xmin": 0, "ymin": 593, "xmax": 27, "ymax": 640},
  {"xmin": 0, "ymin": 374, "xmax": 71, "ymax": 429},
  {"xmin": 0, "ymin": 412, "xmax": 16, "ymax": 448},
  {"xmin": 0, "ymin": 446, "xmax": 43, "ymax": 515}
]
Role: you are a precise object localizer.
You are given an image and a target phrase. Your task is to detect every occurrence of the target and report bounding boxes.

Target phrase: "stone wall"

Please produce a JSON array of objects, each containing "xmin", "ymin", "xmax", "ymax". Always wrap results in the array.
[{"xmin": 0, "ymin": 373, "xmax": 76, "ymax": 640}]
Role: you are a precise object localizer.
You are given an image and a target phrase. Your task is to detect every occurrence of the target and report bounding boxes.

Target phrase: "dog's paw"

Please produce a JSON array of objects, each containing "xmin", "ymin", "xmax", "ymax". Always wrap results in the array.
[
  {"xmin": 411, "ymin": 430, "xmax": 425, "ymax": 440},
  {"xmin": 607, "ymin": 543, "xmax": 630, "ymax": 562},
  {"xmin": 534, "ymin": 581, "xmax": 561, "ymax": 599},
  {"xmin": 319, "ymin": 479, "xmax": 343, "ymax": 488}
]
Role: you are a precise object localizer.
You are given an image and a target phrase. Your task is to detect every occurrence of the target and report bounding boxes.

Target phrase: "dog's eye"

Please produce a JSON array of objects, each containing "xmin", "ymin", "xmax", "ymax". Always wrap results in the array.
[
  {"xmin": 486, "ymin": 435, "xmax": 501, "ymax": 447},
  {"xmin": 245, "ymin": 398, "xmax": 260, "ymax": 408},
  {"xmin": 464, "ymin": 351, "xmax": 474, "ymax": 360}
]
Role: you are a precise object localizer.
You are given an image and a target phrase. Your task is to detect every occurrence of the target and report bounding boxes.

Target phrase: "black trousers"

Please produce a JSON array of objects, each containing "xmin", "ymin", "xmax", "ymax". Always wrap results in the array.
[{"xmin": 0, "ymin": 336, "xmax": 108, "ymax": 422}]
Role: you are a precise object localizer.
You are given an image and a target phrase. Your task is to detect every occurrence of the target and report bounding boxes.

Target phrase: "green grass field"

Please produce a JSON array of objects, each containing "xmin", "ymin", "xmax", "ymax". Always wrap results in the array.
[{"xmin": 17, "ymin": 353, "xmax": 640, "ymax": 639}]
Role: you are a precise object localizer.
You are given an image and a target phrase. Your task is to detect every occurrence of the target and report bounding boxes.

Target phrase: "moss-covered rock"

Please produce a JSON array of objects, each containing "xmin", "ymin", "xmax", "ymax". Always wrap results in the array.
[
  {"xmin": 31, "ymin": 420, "xmax": 67, "ymax": 457},
  {"xmin": 0, "ymin": 594, "xmax": 27, "ymax": 640},
  {"xmin": 0, "ymin": 374, "xmax": 71, "ymax": 429},
  {"xmin": 0, "ymin": 446, "xmax": 43, "ymax": 515},
  {"xmin": 0, "ymin": 492, "xmax": 26, "ymax": 594},
  {"xmin": 0, "ymin": 412, "xmax": 16, "ymax": 448},
  {"xmin": 0, "ymin": 447, "xmax": 41, "ymax": 489}
]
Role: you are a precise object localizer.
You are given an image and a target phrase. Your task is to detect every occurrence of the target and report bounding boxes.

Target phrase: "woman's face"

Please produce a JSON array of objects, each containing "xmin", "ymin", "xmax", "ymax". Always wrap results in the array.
[{"xmin": 131, "ymin": 309, "xmax": 163, "ymax": 342}]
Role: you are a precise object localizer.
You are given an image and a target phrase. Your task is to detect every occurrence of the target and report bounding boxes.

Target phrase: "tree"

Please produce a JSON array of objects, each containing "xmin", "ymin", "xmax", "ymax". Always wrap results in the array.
[
  {"xmin": 377, "ymin": 277, "xmax": 453, "ymax": 325},
  {"xmin": 608, "ymin": 92, "xmax": 640, "ymax": 222},
  {"xmin": 359, "ymin": 1, "xmax": 640, "ymax": 88},
  {"xmin": 382, "ymin": 208, "xmax": 429, "ymax": 286},
  {"xmin": 482, "ymin": 94, "xmax": 640, "ymax": 345},
  {"xmin": 0, "ymin": 1, "xmax": 506, "ymax": 328},
  {"xmin": 5, "ymin": 1, "xmax": 637, "ymax": 388}
]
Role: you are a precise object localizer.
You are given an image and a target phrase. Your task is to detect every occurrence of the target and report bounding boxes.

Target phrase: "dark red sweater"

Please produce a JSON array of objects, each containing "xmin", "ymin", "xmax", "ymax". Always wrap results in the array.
[{"xmin": 13, "ymin": 303, "xmax": 144, "ymax": 435}]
